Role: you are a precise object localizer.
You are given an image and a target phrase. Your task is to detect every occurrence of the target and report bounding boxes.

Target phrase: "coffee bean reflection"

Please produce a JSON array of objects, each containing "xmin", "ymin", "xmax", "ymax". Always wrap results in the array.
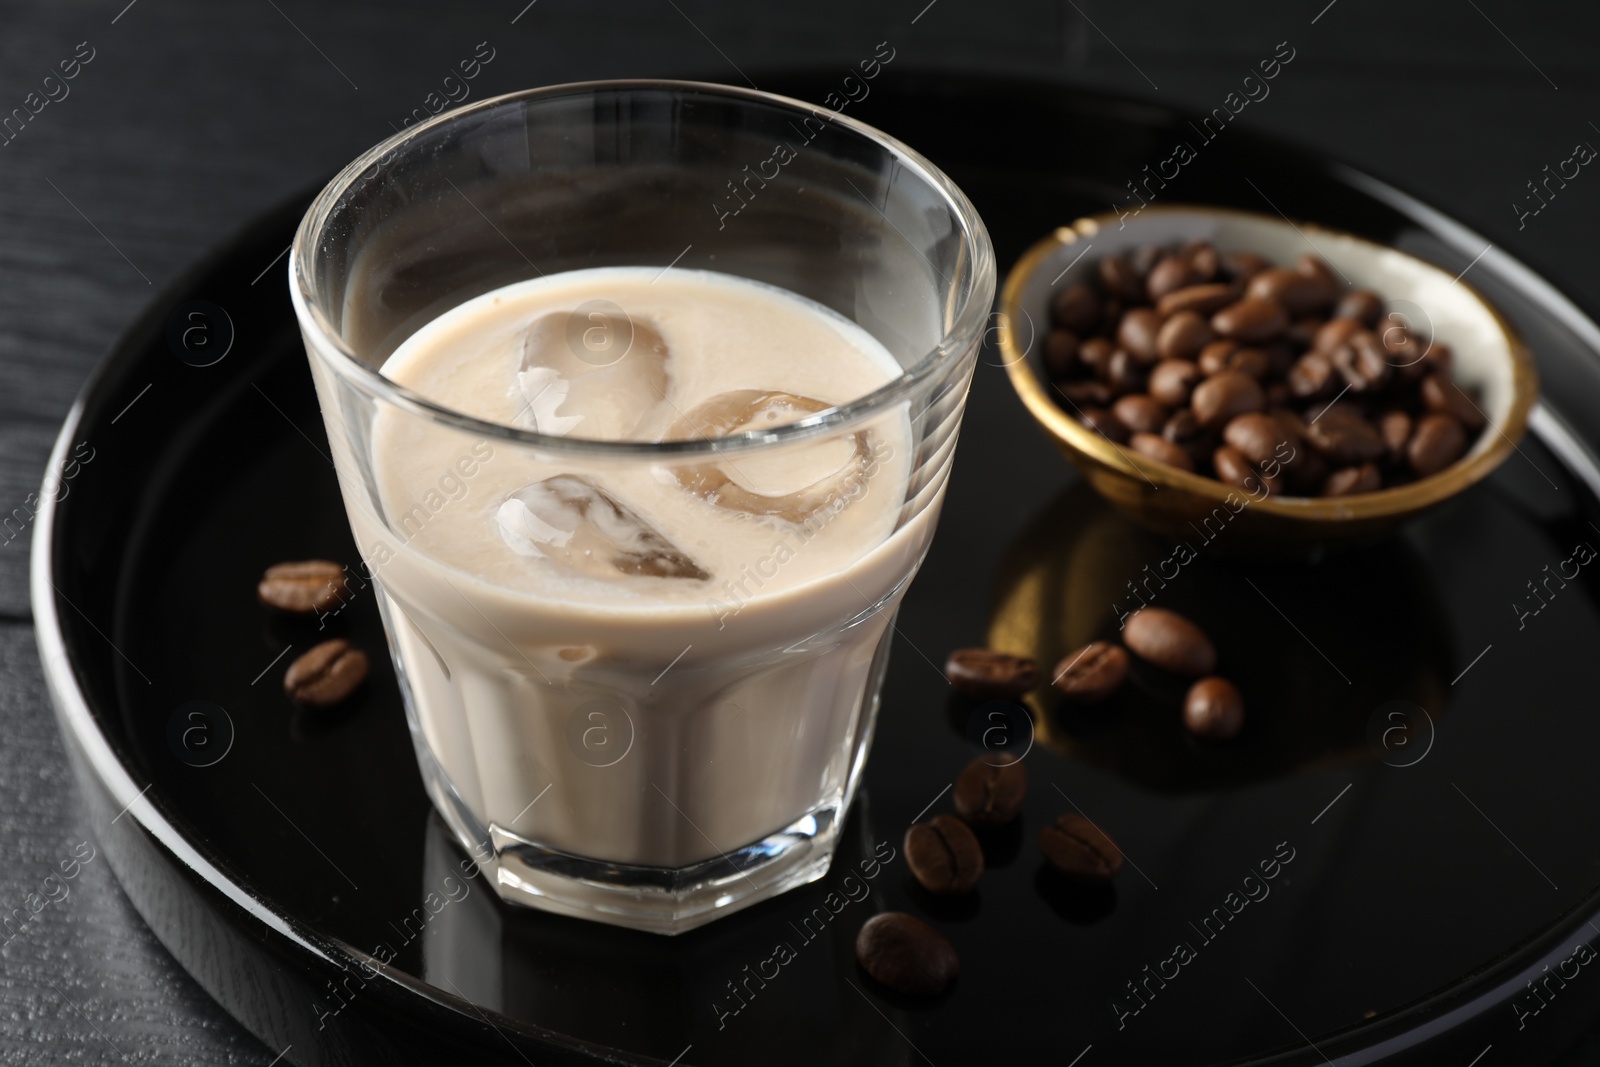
[{"xmin": 982, "ymin": 483, "xmax": 1452, "ymax": 791}]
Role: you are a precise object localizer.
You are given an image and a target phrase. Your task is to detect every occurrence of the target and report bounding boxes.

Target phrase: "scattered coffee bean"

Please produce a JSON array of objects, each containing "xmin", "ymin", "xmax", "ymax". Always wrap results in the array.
[
  {"xmin": 284, "ymin": 638, "xmax": 369, "ymax": 708},
  {"xmin": 1052, "ymin": 641, "xmax": 1129, "ymax": 703},
  {"xmin": 1123, "ymin": 607, "xmax": 1216, "ymax": 677},
  {"xmin": 1039, "ymin": 813, "xmax": 1124, "ymax": 883},
  {"xmin": 258, "ymin": 560, "xmax": 348, "ymax": 614},
  {"xmin": 1046, "ymin": 238, "xmax": 1492, "ymax": 496},
  {"xmin": 1408, "ymin": 412, "xmax": 1468, "ymax": 476},
  {"xmin": 855, "ymin": 912, "xmax": 959, "ymax": 996},
  {"xmin": 954, "ymin": 753, "xmax": 1028, "ymax": 826},
  {"xmin": 1183, "ymin": 677, "xmax": 1244, "ymax": 740},
  {"xmin": 905, "ymin": 814, "xmax": 985, "ymax": 894},
  {"xmin": 1130, "ymin": 431, "xmax": 1195, "ymax": 471},
  {"xmin": 944, "ymin": 649, "xmax": 1037, "ymax": 699}
]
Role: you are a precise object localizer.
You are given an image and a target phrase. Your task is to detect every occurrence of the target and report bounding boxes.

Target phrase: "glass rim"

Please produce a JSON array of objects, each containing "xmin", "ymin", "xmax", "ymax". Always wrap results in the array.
[{"xmin": 288, "ymin": 78, "xmax": 995, "ymax": 458}]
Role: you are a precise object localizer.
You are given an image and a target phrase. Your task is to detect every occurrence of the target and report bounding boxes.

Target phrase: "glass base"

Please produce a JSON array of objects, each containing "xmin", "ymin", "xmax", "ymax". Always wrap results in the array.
[{"xmin": 413, "ymin": 734, "xmax": 842, "ymax": 934}]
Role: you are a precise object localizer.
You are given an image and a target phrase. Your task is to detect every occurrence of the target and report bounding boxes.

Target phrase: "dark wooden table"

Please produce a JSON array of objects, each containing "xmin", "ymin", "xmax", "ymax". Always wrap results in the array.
[{"xmin": 3, "ymin": 0, "xmax": 1599, "ymax": 1062}]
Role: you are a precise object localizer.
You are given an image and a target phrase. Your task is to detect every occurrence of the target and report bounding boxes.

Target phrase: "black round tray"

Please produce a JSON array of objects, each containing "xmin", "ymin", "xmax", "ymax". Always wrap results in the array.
[{"xmin": 35, "ymin": 69, "xmax": 1600, "ymax": 1066}]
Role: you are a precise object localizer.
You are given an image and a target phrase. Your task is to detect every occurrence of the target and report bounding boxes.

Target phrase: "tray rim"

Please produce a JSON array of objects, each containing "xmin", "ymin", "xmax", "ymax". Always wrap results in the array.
[{"xmin": 29, "ymin": 79, "xmax": 1600, "ymax": 1067}]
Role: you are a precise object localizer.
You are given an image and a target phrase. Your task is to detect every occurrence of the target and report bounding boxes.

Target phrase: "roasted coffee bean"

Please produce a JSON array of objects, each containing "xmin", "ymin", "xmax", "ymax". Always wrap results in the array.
[
  {"xmin": 1117, "ymin": 308, "xmax": 1165, "ymax": 364},
  {"xmin": 1051, "ymin": 282, "xmax": 1101, "ymax": 334},
  {"xmin": 1156, "ymin": 282, "xmax": 1238, "ymax": 318},
  {"xmin": 1149, "ymin": 360, "xmax": 1202, "ymax": 407},
  {"xmin": 1105, "ymin": 350, "xmax": 1145, "ymax": 395},
  {"xmin": 1130, "ymin": 431, "xmax": 1195, "ymax": 472},
  {"xmin": 905, "ymin": 814, "xmax": 985, "ymax": 894},
  {"xmin": 284, "ymin": 639, "xmax": 369, "ymax": 708},
  {"xmin": 1128, "ymin": 243, "xmax": 1167, "ymax": 278},
  {"xmin": 1379, "ymin": 410, "xmax": 1413, "ymax": 462},
  {"xmin": 1221, "ymin": 347, "xmax": 1271, "ymax": 379},
  {"xmin": 1296, "ymin": 254, "xmax": 1339, "ymax": 289},
  {"xmin": 1219, "ymin": 250, "xmax": 1270, "ymax": 282},
  {"xmin": 1287, "ymin": 449, "xmax": 1331, "ymax": 494},
  {"xmin": 1112, "ymin": 394, "xmax": 1168, "ymax": 435},
  {"xmin": 1099, "ymin": 254, "xmax": 1145, "ymax": 302},
  {"xmin": 1078, "ymin": 336, "xmax": 1116, "ymax": 378},
  {"xmin": 1197, "ymin": 339, "xmax": 1238, "ymax": 377},
  {"xmin": 954, "ymin": 752, "xmax": 1028, "ymax": 826},
  {"xmin": 1421, "ymin": 373, "xmax": 1487, "ymax": 430},
  {"xmin": 1312, "ymin": 317, "xmax": 1362, "ymax": 354},
  {"xmin": 1247, "ymin": 266, "xmax": 1337, "ymax": 317},
  {"xmin": 944, "ymin": 649, "xmax": 1038, "ymax": 699},
  {"xmin": 1323, "ymin": 463, "xmax": 1382, "ymax": 496},
  {"xmin": 1408, "ymin": 412, "xmax": 1468, "ymax": 476},
  {"xmin": 1285, "ymin": 317, "xmax": 1323, "ymax": 350},
  {"xmin": 1287, "ymin": 352, "xmax": 1338, "ymax": 400},
  {"xmin": 1043, "ymin": 329, "xmax": 1080, "ymax": 379},
  {"xmin": 1057, "ymin": 380, "xmax": 1113, "ymax": 407},
  {"xmin": 1146, "ymin": 256, "xmax": 1198, "ymax": 302},
  {"xmin": 1211, "ymin": 297, "xmax": 1289, "ymax": 344},
  {"xmin": 1053, "ymin": 641, "xmax": 1130, "ymax": 703},
  {"xmin": 1183, "ymin": 678, "xmax": 1244, "ymax": 740},
  {"xmin": 1191, "ymin": 372, "xmax": 1265, "ymax": 428},
  {"xmin": 856, "ymin": 913, "xmax": 959, "ymax": 996},
  {"xmin": 1334, "ymin": 289, "xmax": 1383, "ymax": 326},
  {"xmin": 1186, "ymin": 242, "xmax": 1220, "ymax": 281},
  {"xmin": 258, "ymin": 560, "xmax": 348, "ymax": 614},
  {"xmin": 1039, "ymin": 813, "xmax": 1124, "ymax": 883},
  {"xmin": 1079, "ymin": 407, "xmax": 1130, "ymax": 444},
  {"xmin": 1304, "ymin": 410, "xmax": 1386, "ymax": 465},
  {"xmin": 1155, "ymin": 310, "xmax": 1214, "ymax": 362},
  {"xmin": 1123, "ymin": 607, "xmax": 1217, "ymax": 676},
  {"xmin": 1330, "ymin": 335, "xmax": 1392, "ymax": 392},
  {"xmin": 1212, "ymin": 445, "xmax": 1281, "ymax": 495},
  {"xmin": 1223, "ymin": 412, "xmax": 1298, "ymax": 468}
]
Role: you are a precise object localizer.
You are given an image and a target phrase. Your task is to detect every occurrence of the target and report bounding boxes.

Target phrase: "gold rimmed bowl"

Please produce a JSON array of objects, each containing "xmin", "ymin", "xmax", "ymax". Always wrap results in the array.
[{"xmin": 998, "ymin": 205, "xmax": 1539, "ymax": 553}]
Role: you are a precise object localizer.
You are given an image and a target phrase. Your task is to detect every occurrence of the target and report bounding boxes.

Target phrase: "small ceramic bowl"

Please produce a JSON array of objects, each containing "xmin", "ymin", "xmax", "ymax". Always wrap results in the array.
[{"xmin": 998, "ymin": 205, "xmax": 1539, "ymax": 553}]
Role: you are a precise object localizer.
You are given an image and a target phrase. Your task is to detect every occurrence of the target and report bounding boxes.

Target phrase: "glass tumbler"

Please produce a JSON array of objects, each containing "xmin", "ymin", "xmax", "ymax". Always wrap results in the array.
[{"xmin": 289, "ymin": 80, "xmax": 994, "ymax": 934}]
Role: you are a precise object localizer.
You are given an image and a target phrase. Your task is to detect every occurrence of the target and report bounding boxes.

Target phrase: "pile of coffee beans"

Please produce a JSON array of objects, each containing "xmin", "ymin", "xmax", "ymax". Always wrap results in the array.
[
  {"xmin": 1043, "ymin": 239, "xmax": 1488, "ymax": 496},
  {"xmin": 258, "ymin": 559, "xmax": 370, "ymax": 709}
]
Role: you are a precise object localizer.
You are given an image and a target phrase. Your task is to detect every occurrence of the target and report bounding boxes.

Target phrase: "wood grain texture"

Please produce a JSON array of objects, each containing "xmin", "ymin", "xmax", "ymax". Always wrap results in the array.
[{"xmin": 2, "ymin": 0, "xmax": 1600, "ymax": 1062}]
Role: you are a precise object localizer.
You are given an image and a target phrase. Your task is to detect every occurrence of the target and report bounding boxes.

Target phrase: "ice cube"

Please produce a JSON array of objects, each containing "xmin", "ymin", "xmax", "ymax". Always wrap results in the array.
[
  {"xmin": 663, "ymin": 390, "xmax": 874, "ymax": 524},
  {"xmin": 496, "ymin": 474, "xmax": 709, "ymax": 580},
  {"xmin": 516, "ymin": 305, "xmax": 669, "ymax": 440}
]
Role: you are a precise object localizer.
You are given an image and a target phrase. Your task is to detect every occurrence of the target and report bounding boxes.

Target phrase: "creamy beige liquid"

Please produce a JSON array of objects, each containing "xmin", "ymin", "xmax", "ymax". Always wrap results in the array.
[{"xmin": 344, "ymin": 268, "xmax": 936, "ymax": 869}]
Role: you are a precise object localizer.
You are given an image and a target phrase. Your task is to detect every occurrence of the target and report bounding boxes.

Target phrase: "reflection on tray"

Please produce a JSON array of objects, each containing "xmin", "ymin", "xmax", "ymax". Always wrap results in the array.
[
  {"xmin": 415, "ymin": 807, "xmax": 915, "ymax": 1066},
  {"xmin": 976, "ymin": 482, "xmax": 1453, "ymax": 791}
]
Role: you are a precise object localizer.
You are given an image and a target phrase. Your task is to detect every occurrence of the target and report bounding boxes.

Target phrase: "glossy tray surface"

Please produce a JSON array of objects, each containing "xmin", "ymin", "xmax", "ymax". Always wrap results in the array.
[{"xmin": 38, "ymin": 70, "xmax": 1600, "ymax": 1065}]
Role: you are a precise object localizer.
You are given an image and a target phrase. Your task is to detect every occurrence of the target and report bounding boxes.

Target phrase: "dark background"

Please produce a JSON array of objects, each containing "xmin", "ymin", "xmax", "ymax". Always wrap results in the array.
[{"xmin": 3, "ymin": 0, "xmax": 1599, "ymax": 1062}]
